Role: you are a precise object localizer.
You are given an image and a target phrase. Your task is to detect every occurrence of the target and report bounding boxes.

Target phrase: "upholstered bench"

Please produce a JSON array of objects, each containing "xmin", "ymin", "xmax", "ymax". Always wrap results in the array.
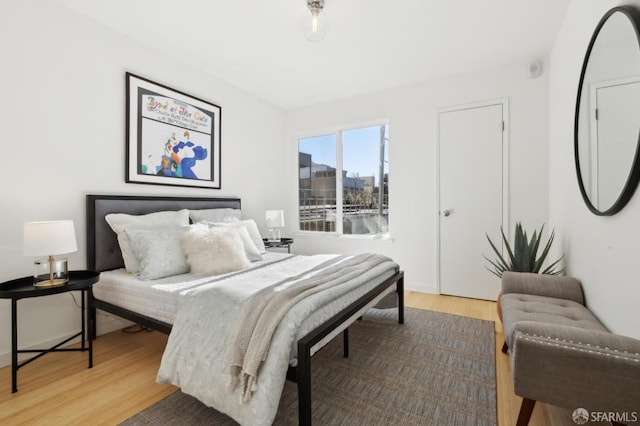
[{"xmin": 500, "ymin": 272, "xmax": 640, "ymax": 426}]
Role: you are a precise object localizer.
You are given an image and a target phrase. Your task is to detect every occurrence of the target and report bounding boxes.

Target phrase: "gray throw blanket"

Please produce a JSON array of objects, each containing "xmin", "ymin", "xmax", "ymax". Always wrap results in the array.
[{"xmin": 226, "ymin": 253, "xmax": 390, "ymax": 402}]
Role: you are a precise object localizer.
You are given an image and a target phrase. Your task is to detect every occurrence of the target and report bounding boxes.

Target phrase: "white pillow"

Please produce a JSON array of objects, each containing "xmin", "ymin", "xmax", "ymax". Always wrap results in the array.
[
  {"xmin": 182, "ymin": 225, "xmax": 251, "ymax": 276},
  {"xmin": 203, "ymin": 221, "xmax": 262, "ymax": 261},
  {"xmin": 189, "ymin": 208, "xmax": 241, "ymax": 224},
  {"xmin": 211, "ymin": 219, "xmax": 266, "ymax": 253},
  {"xmin": 126, "ymin": 226, "xmax": 190, "ymax": 280},
  {"xmin": 105, "ymin": 209, "xmax": 189, "ymax": 273}
]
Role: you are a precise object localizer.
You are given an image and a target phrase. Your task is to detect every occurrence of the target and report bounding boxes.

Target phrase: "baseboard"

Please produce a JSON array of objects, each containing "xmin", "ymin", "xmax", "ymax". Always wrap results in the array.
[
  {"xmin": 404, "ymin": 280, "xmax": 437, "ymax": 295},
  {"xmin": 96, "ymin": 311, "xmax": 133, "ymax": 336}
]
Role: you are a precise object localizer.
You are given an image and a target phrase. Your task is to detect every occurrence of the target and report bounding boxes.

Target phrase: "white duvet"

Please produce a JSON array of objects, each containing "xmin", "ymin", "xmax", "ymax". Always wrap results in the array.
[{"xmin": 156, "ymin": 253, "xmax": 398, "ymax": 426}]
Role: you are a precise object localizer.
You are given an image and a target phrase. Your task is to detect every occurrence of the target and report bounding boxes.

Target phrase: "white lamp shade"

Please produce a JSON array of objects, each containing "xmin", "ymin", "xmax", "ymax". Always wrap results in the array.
[
  {"xmin": 24, "ymin": 220, "xmax": 78, "ymax": 256},
  {"xmin": 265, "ymin": 210, "xmax": 285, "ymax": 228}
]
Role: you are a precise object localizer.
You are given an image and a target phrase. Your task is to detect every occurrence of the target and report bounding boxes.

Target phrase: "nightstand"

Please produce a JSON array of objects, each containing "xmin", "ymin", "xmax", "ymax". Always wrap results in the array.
[
  {"xmin": 0, "ymin": 270, "xmax": 100, "ymax": 393},
  {"xmin": 262, "ymin": 237, "xmax": 294, "ymax": 253}
]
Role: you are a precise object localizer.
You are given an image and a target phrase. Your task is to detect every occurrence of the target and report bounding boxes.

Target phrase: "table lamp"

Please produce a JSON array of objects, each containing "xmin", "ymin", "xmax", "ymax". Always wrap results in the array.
[
  {"xmin": 23, "ymin": 220, "xmax": 77, "ymax": 287},
  {"xmin": 265, "ymin": 210, "xmax": 285, "ymax": 242}
]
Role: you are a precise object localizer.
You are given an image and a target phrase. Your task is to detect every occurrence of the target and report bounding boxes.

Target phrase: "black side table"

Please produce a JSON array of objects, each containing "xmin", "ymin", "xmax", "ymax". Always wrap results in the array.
[
  {"xmin": 263, "ymin": 237, "xmax": 294, "ymax": 253},
  {"xmin": 0, "ymin": 270, "xmax": 100, "ymax": 393}
]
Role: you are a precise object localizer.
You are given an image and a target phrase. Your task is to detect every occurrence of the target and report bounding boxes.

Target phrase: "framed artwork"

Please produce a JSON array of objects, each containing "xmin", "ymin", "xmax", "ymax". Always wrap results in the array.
[{"xmin": 126, "ymin": 72, "xmax": 221, "ymax": 189}]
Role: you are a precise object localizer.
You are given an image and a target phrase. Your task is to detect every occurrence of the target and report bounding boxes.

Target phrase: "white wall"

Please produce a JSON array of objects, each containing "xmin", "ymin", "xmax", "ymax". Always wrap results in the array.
[
  {"xmin": 286, "ymin": 61, "xmax": 550, "ymax": 294},
  {"xmin": 0, "ymin": 1, "xmax": 286, "ymax": 366},
  {"xmin": 549, "ymin": 0, "xmax": 640, "ymax": 339}
]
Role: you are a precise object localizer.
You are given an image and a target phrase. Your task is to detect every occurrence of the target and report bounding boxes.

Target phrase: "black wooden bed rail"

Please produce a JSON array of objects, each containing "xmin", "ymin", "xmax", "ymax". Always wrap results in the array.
[
  {"xmin": 90, "ymin": 299, "xmax": 172, "ymax": 338},
  {"xmin": 291, "ymin": 270, "xmax": 404, "ymax": 425}
]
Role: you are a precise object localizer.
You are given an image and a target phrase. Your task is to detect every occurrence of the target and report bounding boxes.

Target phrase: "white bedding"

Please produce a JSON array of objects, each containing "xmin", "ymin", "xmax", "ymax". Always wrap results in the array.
[
  {"xmin": 157, "ymin": 253, "xmax": 398, "ymax": 426},
  {"xmin": 92, "ymin": 251, "xmax": 292, "ymax": 324},
  {"xmin": 94, "ymin": 252, "xmax": 398, "ymax": 426}
]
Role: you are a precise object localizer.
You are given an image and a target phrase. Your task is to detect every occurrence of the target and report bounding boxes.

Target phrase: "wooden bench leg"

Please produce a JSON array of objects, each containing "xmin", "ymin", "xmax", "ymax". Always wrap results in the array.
[
  {"xmin": 501, "ymin": 341, "xmax": 508, "ymax": 354},
  {"xmin": 516, "ymin": 398, "xmax": 536, "ymax": 426}
]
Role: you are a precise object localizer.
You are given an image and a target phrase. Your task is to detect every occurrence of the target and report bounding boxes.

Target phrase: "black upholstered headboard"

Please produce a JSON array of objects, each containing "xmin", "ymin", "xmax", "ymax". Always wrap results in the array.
[{"xmin": 86, "ymin": 194, "xmax": 242, "ymax": 272}]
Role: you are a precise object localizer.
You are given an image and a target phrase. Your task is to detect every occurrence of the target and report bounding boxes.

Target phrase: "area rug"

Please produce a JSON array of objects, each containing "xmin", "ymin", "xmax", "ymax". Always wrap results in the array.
[{"xmin": 122, "ymin": 307, "xmax": 496, "ymax": 425}]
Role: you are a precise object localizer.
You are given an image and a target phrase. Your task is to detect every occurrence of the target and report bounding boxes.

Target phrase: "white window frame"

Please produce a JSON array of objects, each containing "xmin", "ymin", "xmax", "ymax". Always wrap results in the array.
[{"xmin": 296, "ymin": 120, "xmax": 390, "ymax": 238}]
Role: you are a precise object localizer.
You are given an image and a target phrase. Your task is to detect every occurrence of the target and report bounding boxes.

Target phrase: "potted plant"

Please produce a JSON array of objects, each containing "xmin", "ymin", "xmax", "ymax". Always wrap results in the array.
[{"xmin": 485, "ymin": 222, "xmax": 564, "ymax": 320}]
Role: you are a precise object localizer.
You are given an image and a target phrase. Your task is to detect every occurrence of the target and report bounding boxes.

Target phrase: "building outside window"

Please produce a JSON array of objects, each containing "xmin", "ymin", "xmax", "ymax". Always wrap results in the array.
[{"xmin": 298, "ymin": 124, "xmax": 389, "ymax": 236}]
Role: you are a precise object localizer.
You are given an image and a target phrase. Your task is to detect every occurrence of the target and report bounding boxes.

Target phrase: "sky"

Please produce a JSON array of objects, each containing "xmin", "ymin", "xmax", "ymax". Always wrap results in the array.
[{"xmin": 298, "ymin": 124, "xmax": 389, "ymax": 185}]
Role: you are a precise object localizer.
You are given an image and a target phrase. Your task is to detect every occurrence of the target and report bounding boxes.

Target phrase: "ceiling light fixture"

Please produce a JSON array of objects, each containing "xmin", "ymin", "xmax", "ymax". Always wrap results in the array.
[{"xmin": 304, "ymin": 0, "xmax": 328, "ymax": 42}]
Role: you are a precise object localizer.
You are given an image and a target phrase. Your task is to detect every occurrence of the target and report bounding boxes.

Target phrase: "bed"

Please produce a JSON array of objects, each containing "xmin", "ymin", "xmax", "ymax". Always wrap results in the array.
[{"xmin": 86, "ymin": 194, "xmax": 404, "ymax": 425}]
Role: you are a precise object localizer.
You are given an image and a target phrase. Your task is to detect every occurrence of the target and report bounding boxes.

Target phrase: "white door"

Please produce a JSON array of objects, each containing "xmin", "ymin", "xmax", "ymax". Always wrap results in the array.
[
  {"xmin": 591, "ymin": 79, "xmax": 640, "ymax": 209},
  {"xmin": 438, "ymin": 102, "xmax": 505, "ymax": 301}
]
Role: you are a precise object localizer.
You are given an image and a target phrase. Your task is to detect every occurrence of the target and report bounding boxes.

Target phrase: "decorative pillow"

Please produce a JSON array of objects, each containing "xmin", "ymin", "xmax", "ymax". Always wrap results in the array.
[
  {"xmin": 203, "ymin": 221, "xmax": 262, "ymax": 261},
  {"xmin": 126, "ymin": 225, "xmax": 190, "ymax": 280},
  {"xmin": 189, "ymin": 208, "xmax": 241, "ymax": 224},
  {"xmin": 211, "ymin": 219, "xmax": 266, "ymax": 253},
  {"xmin": 182, "ymin": 225, "xmax": 251, "ymax": 276},
  {"xmin": 105, "ymin": 209, "xmax": 189, "ymax": 273}
]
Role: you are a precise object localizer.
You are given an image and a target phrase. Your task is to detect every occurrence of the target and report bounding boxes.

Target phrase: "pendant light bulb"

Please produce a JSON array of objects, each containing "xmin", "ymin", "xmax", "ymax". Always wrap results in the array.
[{"xmin": 305, "ymin": 0, "xmax": 328, "ymax": 42}]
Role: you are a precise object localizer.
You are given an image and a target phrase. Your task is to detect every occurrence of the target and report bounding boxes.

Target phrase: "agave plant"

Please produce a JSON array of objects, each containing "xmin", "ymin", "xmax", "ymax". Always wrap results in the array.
[{"xmin": 484, "ymin": 222, "xmax": 564, "ymax": 278}]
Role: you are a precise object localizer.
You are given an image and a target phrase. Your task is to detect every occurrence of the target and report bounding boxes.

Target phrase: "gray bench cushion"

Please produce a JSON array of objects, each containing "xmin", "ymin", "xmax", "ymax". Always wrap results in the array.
[
  {"xmin": 502, "ymin": 271, "xmax": 584, "ymax": 305},
  {"xmin": 501, "ymin": 293, "xmax": 607, "ymax": 348}
]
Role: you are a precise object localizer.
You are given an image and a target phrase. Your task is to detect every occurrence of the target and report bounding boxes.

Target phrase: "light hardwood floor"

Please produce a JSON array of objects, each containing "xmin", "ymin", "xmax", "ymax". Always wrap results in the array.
[
  {"xmin": 0, "ymin": 292, "xmax": 574, "ymax": 425},
  {"xmin": 404, "ymin": 292, "xmax": 573, "ymax": 426}
]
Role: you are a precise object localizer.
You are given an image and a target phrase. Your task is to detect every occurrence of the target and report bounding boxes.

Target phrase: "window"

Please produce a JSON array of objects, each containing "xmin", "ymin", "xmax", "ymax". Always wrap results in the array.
[{"xmin": 298, "ymin": 124, "xmax": 389, "ymax": 236}]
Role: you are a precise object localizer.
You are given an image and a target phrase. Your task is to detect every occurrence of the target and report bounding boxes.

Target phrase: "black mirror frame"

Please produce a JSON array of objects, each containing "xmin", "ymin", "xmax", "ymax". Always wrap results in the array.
[{"xmin": 574, "ymin": 5, "xmax": 640, "ymax": 216}]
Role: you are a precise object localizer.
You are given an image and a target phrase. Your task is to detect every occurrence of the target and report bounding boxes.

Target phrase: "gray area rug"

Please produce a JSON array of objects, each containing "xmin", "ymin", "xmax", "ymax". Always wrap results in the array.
[{"xmin": 122, "ymin": 307, "xmax": 496, "ymax": 425}]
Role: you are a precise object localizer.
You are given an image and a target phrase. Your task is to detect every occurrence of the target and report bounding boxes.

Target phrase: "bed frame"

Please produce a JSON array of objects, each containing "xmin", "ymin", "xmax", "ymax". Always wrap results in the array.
[{"xmin": 86, "ymin": 194, "xmax": 404, "ymax": 426}]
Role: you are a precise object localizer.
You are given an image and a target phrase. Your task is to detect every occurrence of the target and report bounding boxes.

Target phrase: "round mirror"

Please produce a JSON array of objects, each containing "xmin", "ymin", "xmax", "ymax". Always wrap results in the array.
[{"xmin": 575, "ymin": 6, "xmax": 640, "ymax": 215}]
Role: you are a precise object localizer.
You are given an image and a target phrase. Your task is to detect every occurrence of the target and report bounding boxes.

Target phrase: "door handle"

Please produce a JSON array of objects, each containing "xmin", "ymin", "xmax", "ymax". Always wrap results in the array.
[{"xmin": 442, "ymin": 209, "xmax": 452, "ymax": 217}]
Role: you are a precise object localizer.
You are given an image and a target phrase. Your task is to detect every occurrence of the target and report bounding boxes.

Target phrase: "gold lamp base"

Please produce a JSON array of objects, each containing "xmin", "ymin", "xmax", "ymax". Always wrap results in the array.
[
  {"xmin": 33, "ymin": 257, "xmax": 69, "ymax": 287},
  {"xmin": 34, "ymin": 278, "xmax": 68, "ymax": 288}
]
